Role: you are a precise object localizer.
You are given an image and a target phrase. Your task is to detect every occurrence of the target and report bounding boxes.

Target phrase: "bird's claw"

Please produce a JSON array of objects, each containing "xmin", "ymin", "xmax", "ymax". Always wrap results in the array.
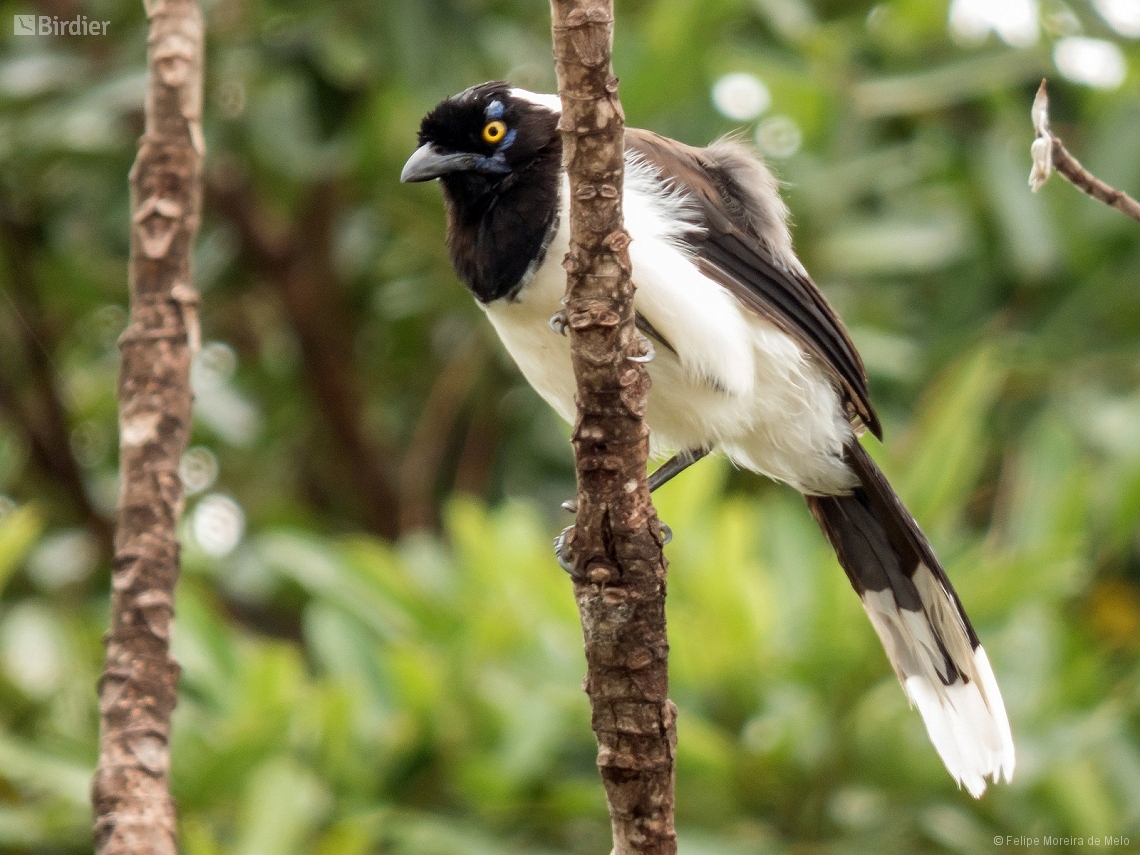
[
  {"xmin": 659, "ymin": 521, "xmax": 672, "ymax": 546},
  {"xmin": 561, "ymin": 498, "xmax": 578, "ymax": 513},
  {"xmin": 554, "ymin": 524, "xmax": 577, "ymax": 576},
  {"xmin": 548, "ymin": 310, "xmax": 569, "ymax": 336},
  {"xmin": 627, "ymin": 334, "xmax": 655, "ymax": 364}
]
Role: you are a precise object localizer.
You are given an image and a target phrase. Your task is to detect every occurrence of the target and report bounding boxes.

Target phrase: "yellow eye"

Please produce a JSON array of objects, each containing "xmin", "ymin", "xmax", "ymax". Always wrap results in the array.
[{"xmin": 482, "ymin": 120, "xmax": 507, "ymax": 144}]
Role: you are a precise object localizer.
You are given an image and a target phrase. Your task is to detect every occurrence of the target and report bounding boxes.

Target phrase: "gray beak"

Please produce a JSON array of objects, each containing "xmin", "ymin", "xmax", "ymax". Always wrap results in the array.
[{"xmin": 400, "ymin": 144, "xmax": 481, "ymax": 183}]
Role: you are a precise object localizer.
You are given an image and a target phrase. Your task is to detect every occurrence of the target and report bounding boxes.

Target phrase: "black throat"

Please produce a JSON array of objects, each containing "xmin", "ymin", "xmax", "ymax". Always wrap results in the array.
[{"xmin": 441, "ymin": 137, "xmax": 562, "ymax": 304}]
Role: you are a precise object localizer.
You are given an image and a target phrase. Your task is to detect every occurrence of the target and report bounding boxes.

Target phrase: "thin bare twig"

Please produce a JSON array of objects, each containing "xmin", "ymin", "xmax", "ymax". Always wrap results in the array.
[
  {"xmin": 1029, "ymin": 79, "xmax": 1140, "ymax": 223},
  {"xmin": 398, "ymin": 333, "xmax": 487, "ymax": 532},
  {"xmin": 205, "ymin": 170, "xmax": 402, "ymax": 539},
  {"xmin": 0, "ymin": 211, "xmax": 114, "ymax": 552},
  {"xmin": 549, "ymin": 2, "xmax": 677, "ymax": 854},
  {"xmin": 91, "ymin": 0, "xmax": 204, "ymax": 852}
]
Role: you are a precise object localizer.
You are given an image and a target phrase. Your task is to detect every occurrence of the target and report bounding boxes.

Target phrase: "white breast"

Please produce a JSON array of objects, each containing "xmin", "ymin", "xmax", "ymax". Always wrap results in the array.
[{"xmin": 482, "ymin": 158, "xmax": 857, "ymax": 496}]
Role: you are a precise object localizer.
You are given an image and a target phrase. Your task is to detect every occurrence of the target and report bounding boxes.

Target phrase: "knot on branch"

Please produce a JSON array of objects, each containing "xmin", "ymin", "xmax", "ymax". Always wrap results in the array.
[
  {"xmin": 604, "ymin": 229, "xmax": 631, "ymax": 253},
  {"xmin": 620, "ymin": 383, "xmax": 648, "ymax": 418},
  {"xmin": 153, "ymin": 33, "xmax": 195, "ymax": 88},
  {"xmin": 588, "ymin": 563, "xmax": 616, "ymax": 584},
  {"xmin": 562, "ymin": 249, "xmax": 584, "ymax": 276},
  {"xmin": 134, "ymin": 193, "xmax": 183, "ymax": 259},
  {"xmin": 602, "ymin": 585, "xmax": 629, "ymax": 606},
  {"xmin": 123, "ymin": 726, "xmax": 171, "ymax": 775},
  {"xmin": 560, "ymin": 6, "xmax": 614, "ymax": 28},
  {"xmin": 135, "ymin": 590, "xmax": 175, "ymax": 640},
  {"xmin": 568, "ymin": 300, "xmax": 622, "ymax": 331},
  {"xmin": 578, "ymin": 452, "xmax": 627, "ymax": 473},
  {"xmin": 171, "ymin": 281, "xmax": 201, "ymax": 354}
]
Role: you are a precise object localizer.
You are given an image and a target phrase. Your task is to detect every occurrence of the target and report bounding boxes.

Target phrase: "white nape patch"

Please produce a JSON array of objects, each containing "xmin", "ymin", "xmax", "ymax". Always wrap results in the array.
[
  {"xmin": 860, "ymin": 568, "xmax": 1015, "ymax": 797},
  {"xmin": 509, "ymin": 88, "xmax": 562, "ymax": 113}
]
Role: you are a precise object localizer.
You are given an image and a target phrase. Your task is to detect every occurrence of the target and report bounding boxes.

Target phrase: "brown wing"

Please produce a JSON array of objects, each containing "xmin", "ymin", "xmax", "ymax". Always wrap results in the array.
[{"xmin": 625, "ymin": 128, "xmax": 881, "ymax": 440}]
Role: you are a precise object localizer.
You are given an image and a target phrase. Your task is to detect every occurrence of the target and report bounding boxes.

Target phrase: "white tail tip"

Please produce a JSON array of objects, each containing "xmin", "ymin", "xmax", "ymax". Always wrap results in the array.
[{"xmin": 905, "ymin": 646, "xmax": 1015, "ymax": 798}]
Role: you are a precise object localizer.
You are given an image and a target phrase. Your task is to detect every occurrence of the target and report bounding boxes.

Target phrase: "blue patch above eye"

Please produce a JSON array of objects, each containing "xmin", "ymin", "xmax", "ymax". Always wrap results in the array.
[{"xmin": 486, "ymin": 100, "xmax": 505, "ymax": 119}]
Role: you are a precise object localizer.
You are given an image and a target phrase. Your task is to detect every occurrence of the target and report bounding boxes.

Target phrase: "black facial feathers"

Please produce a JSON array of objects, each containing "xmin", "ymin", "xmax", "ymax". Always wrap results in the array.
[{"xmin": 414, "ymin": 83, "xmax": 562, "ymax": 303}]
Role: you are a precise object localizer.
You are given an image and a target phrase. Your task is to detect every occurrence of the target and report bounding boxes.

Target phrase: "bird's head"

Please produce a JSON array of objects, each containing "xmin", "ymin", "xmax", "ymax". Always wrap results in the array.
[
  {"xmin": 402, "ymin": 82, "xmax": 564, "ymax": 302},
  {"xmin": 401, "ymin": 82, "xmax": 562, "ymax": 204}
]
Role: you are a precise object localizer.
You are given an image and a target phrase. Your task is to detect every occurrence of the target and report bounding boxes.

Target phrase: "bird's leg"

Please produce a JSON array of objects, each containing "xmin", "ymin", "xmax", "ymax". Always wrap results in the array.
[
  {"xmin": 645, "ymin": 447, "xmax": 709, "ymax": 547},
  {"xmin": 554, "ymin": 447, "xmax": 710, "ymax": 575},
  {"xmin": 647, "ymin": 446, "xmax": 710, "ymax": 493}
]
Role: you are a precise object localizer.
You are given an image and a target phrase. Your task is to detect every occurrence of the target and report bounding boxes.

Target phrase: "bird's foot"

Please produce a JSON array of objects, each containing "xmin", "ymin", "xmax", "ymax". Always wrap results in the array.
[
  {"xmin": 555, "ymin": 503, "xmax": 670, "ymax": 578},
  {"xmin": 548, "ymin": 309, "xmax": 569, "ymax": 336},
  {"xmin": 627, "ymin": 334, "xmax": 655, "ymax": 363},
  {"xmin": 554, "ymin": 524, "xmax": 577, "ymax": 576}
]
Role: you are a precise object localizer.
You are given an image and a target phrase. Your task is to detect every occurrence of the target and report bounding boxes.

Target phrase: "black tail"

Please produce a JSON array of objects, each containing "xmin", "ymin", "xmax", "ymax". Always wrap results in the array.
[{"xmin": 806, "ymin": 441, "xmax": 1014, "ymax": 797}]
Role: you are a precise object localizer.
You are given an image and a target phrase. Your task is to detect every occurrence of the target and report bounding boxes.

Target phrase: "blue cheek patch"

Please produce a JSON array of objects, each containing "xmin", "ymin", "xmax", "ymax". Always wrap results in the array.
[
  {"xmin": 476, "ymin": 128, "xmax": 517, "ymax": 174},
  {"xmin": 475, "ymin": 154, "xmax": 512, "ymax": 174}
]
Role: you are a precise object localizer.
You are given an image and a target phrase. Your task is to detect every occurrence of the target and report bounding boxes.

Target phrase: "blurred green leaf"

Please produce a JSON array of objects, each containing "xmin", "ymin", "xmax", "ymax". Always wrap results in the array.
[
  {"xmin": 891, "ymin": 346, "xmax": 1007, "ymax": 525},
  {"xmin": 0, "ymin": 728, "xmax": 91, "ymax": 806},
  {"xmin": 234, "ymin": 757, "xmax": 330, "ymax": 855},
  {"xmin": 0, "ymin": 502, "xmax": 44, "ymax": 595}
]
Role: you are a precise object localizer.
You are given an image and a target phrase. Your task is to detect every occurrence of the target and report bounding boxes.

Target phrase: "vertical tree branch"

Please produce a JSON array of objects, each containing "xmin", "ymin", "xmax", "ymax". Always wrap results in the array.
[
  {"xmin": 92, "ymin": 1, "xmax": 203, "ymax": 852},
  {"xmin": 549, "ymin": 3, "xmax": 677, "ymax": 854}
]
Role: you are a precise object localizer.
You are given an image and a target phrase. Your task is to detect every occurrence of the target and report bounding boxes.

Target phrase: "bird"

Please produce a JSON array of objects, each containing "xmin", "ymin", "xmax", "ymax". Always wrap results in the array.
[{"xmin": 402, "ymin": 81, "xmax": 1015, "ymax": 797}]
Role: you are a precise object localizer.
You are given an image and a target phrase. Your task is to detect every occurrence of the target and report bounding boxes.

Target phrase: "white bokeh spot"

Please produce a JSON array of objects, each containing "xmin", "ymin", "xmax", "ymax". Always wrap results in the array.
[
  {"xmin": 191, "ymin": 341, "xmax": 262, "ymax": 446},
  {"xmin": 27, "ymin": 529, "xmax": 99, "ymax": 590},
  {"xmin": 949, "ymin": 0, "xmax": 1039, "ymax": 48},
  {"xmin": 712, "ymin": 73, "xmax": 771, "ymax": 122},
  {"xmin": 755, "ymin": 115, "xmax": 802, "ymax": 159},
  {"xmin": 1, "ymin": 603, "xmax": 65, "ymax": 699},
  {"xmin": 192, "ymin": 493, "xmax": 245, "ymax": 557},
  {"xmin": 180, "ymin": 446, "xmax": 220, "ymax": 495},
  {"xmin": 1054, "ymin": 37, "xmax": 1127, "ymax": 89},
  {"xmin": 1096, "ymin": 0, "xmax": 1140, "ymax": 38}
]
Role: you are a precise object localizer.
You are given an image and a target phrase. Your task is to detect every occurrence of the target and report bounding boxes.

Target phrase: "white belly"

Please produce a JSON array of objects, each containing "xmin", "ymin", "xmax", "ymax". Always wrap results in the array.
[{"xmin": 482, "ymin": 175, "xmax": 858, "ymax": 496}]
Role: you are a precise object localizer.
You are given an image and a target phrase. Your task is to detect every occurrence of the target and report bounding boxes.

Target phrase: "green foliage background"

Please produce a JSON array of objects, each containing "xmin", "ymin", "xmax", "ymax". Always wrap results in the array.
[{"xmin": 2, "ymin": 0, "xmax": 1140, "ymax": 852}]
